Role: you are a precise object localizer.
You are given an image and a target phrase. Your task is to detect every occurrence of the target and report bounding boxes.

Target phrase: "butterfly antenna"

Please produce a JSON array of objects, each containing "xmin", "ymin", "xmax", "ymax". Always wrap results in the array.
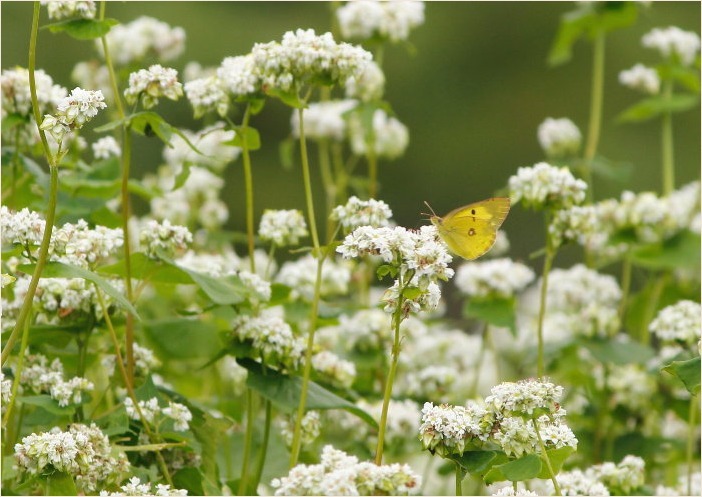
[{"xmin": 422, "ymin": 200, "xmax": 437, "ymax": 218}]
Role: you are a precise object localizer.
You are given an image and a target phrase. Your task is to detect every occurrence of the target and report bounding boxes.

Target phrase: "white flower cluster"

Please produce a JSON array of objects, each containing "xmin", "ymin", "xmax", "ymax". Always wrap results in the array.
[
  {"xmin": 598, "ymin": 362, "xmax": 657, "ymax": 411},
  {"xmin": 491, "ymin": 487, "xmax": 539, "ymax": 497},
  {"xmin": 485, "ymin": 378, "xmax": 563, "ymax": 417},
  {"xmin": 1, "ymin": 373, "xmax": 12, "ymax": 405},
  {"xmin": 50, "ymin": 218, "xmax": 124, "ymax": 267},
  {"xmin": 454, "ymin": 257, "xmax": 535, "ymax": 300},
  {"xmin": 258, "ymin": 209, "xmax": 309, "ymax": 247},
  {"xmin": 589, "ymin": 455, "xmax": 646, "ymax": 494},
  {"xmin": 312, "ymin": 350, "xmax": 357, "ymax": 389},
  {"xmin": 1, "ymin": 67, "xmax": 66, "ymax": 117},
  {"xmin": 642, "ymin": 26, "xmax": 701, "ymax": 66},
  {"xmin": 508, "ymin": 162, "xmax": 587, "ymax": 210},
  {"xmin": 278, "ymin": 410, "xmax": 321, "ymax": 447},
  {"xmin": 332, "ymin": 308, "xmax": 394, "ymax": 353},
  {"xmin": 176, "ymin": 249, "xmax": 240, "ymax": 277},
  {"xmin": 359, "ymin": 399, "xmax": 422, "ymax": 453},
  {"xmin": 251, "ymin": 28, "xmax": 372, "ymax": 93},
  {"xmin": 336, "ymin": 1, "xmax": 425, "ymax": 42},
  {"xmin": 338, "ymin": 224, "xmax": 453, "ymax": 316},
  {"xmin": 537, "ymin": 117, "xmax": 582, "ymax": 158},
  {"xmin": 527, "ymin": 264, "xmax": 621, "ymax": 341},
  {"xmin": 71, "ymin": 61, "xmax": 112, "ymax": 102},
  {"xmin": 92, "ymin": 136, "xmax": 121, "ymax": 159},
  {"xmin": 100, "ymin": 16, "xmax": 186, "ymax": 66},
  {"xmin": 291, "ymin": 99, "xmax": 357, "ymax": 141},
  {"xmin": 216, "ymin": 54, "xmax": 260, "ymax": 98},
  {"xmin": 276, "ymin": 255, "xmax": 351, "ymax": 301},
  {"xmin": 1, "ymin": 206, "xmax": 47, "ymax": 247},
  {"xmin": 649, "ymin": 300, "xmax": 701, "ymax": 349},
  {"xmin": 163, "ymin": 124, "xmax": 240, "ymax": 173},
  {"xmin": 17, "ymin": 352, "xmax": 93, "ymax": 407},
  {"xmin": 231, "ymin": 311, "xmax": 305, "ymax": 370},
  {"xmin": 619, "ymin": 63, "xmax": 660, "ymax": 94},
  {"xmin": 184, "ymin": 75, "xmax": 229, "ymax": 118},
  {"xmin": 124, "ymin": 397, "xmax": 193, "ymax": 431},
  {"xmin": 14, "ymin": 423, "xmax": 130, "ymax": 493},
  {"xmin": 138, "ymin": 219, "xmax": 192, "ymax": 258},
  {"xmin": 271, "ymin": 444, "xmax": 420, "ymax": 495},
  {"xmin": 548, "ymin": 204, "xmax": 603, "ymax": 250},
  {"xmin": 102, "ymin": 342, "xmax": 161, "ymax": 377},
  {"xmin": 349, "ymin": 108, "xmax": 410, "ymax": 159},
  {"xmin": 345, "ymin": 60, "xmax": 385, "ymax": 101},
  {"xmin": 99, "ymin": 476, "xmax": 188, "ymax": 496},
  {"xmin": 40, "ymin": 87, "xmax": 107, "ymax": 142},
  {"xmin": 239, "ymin": 270, "xmax": 272, "ymax": 303},
  {"xmin": 41, "ymin": 0, "xmax": 96, "ymax": 20},
  {"xmin": 124, "ymin": 64, "xmax": 183, "ymax": 109},
  {"xmin": 419, "ymin": 401, "xmax": 493, "ymax": 457},
  {"xmin": 332, "ymin": 195, "xmax": 393, "ymax": 230},
  {"xmin": 533, "ymin": 468, "xmax": 611, "ymax": 496}
]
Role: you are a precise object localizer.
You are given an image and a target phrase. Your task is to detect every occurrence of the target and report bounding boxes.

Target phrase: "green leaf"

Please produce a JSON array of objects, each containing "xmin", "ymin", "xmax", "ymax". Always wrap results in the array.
[
  {"xmin": 581, "ymin": 337, "xmax": 655, "ymax": 365},
  {"xmin": 172, "ymin": 468, "xmax": 204, "ymax": 496},
  {"xmin": 129, "ymin": 112, "xmax": 173, "ymax": 144},
  {"xmin": 547, "ymin": 8, "xmax": 593, "ymax": 66},
  {"xmin": 17, "ymin": 261, "xmax": 139, "ymax": 319},
  {"xmin": 631, "ymin": 232, "xmax": 701, "ymax": 270},
  {"xmin": 46, "ymin": 471, "xmax": 77, "ymax": 496},
  {"xmin": 240, "ymin": 358, "xmax": 377, "ymax": 428},
  {"xmin": 279, "ymin": 137, "xmax": 295, "ymax": 170},
  {"xmin": 266, "ymin": 87, "xmax": 304, "ymax": 108},
  {"xmin": 663, "ymin": 357, "xmax": 701, "ymax": 394},
  {"xmin": 617, "ymin": 94, "xmax": 699, "ymax": 123},
  {"xmin": 142, "ymin": 318, "xmax": 221, "ymax": 359},
  {"xmin": 45, "ymin": 18, "xmax": 118, "ymax": 40},
  {"xmin": 17, "ymin": 395, "xmax": 76, "ymax": 416},
  {"xmin": 537, "ymin": 446, "xmax": 576, "ymax": 479},
  {"xmin": 95, "ymin": 407, "xmax": 130, "ymax": 436},
  {"xmin": 590, "ymin": 156, "xmax": 633, "ymax": 183},
  {"xmin": 452, "ymin": 450, "xmax": 500, "ymax": 475},
  {"xmin": 134, "ymin": 375, "xmax": 161, "ymax": 402},
  {"xmin": 463, "ymin": 298, "xmax": 516, "ymax": 335},
  {"xmin": 227, "ymin": 126, "xmax": 261, "ymax": 151},
  {"xmin": 173, "ymin": 161, "xmax": 192, "ymax": 190},
  {"xmin": 485, "ymin": 454, "xmax": 542, "ymax": 484}
]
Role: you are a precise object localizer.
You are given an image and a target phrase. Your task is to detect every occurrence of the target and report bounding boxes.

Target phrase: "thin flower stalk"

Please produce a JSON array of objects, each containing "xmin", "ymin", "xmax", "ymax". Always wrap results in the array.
[
  {"xmin": 239, "ymin": 389, "xmax": 255, "ymax": 495},
  {"xmin": 686, "ymin": 394, "xmax": 698, "ymax": 495},
  {"xmin": 241, "ymin": 103, "xmax": 257, "ymax": 272},
  {"xmin": 661, "ymin": 79, "xmax": 675, "ymax": 195},
  {"xmin": 98, "ymin": 1, "xmax": 125, "ymax": 119},
  {"xmin": 532, "ymin": 418, "xmax": 562, "ymax": 496},
  {"xmin": 536, "ymin": 213, "xmax": 556, "ymax": 378},
  {"xmin": 583, "ymin": 30, "xmax": 606, "ymax": 201},
  {"xmin": 455, "ymin": 463, "xmax": 462, "ymax": 496},
  {"xmin": 1, "ymin": 319, "xmax": 30, "ymax": 441},
  {"xmin": 120, "ymin": 127, "xmax": 136, "ymax": 386}
]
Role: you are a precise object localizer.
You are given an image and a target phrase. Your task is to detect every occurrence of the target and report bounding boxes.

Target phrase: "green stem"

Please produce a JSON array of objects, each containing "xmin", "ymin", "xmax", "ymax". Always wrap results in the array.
[
  {"xmin": 241, "ymin": 104, "xmax": 256, "ymax": 273},
  {"xmin": 367, "ymin": 148, "xmax": 378, "ymax": 199},
  {"xmin": 533, "ymin": 419, "xmax": 562, "ymax": 496},
  {"xmin": 239, "ymin": 388, "xmax": 255, "ymax": 495},
  {"xmin": 686, "ymin": 394, "xmax": 698, "ymax": 496},
  {"xmin": 375, "ymin": 272, "xmax": 410, "ymax": 465},
  {"xmin": 99, "ymin": 1, "xmax": 125, "ymax": 120},
  {"xmin": 252, "ymin": 399, "xmax": 273, "ymax": 490},
  {"xmin": 640, "ymin": 273, "xmax": 667, "ymax": 345},
  {"xmin": 661, "ymin": 79, "xmax": 675, "ymax": 195},
  {"xmin": 94, "ymin": 286, "xmax": 173, "ymax": 486},
  {"xmin": 1, "ymin": 319, "xmax": 30, "ymax": 442},
  {"xmin": 454, "ymin": 463, "xmax": 463, "ymax": 496},
  {"xmin": 1, "ymin": 2, "xmax": 57, "ymax": 367},
  {"xmin": 583, "ymin": 30, "xmax": 605, "ymax": 202},
  {"xmin": 289, "ymin": 96, "xmax": 324, "ymax": 468},
  {"xmin": 469, "ymin": 323, "xmax": 489, "ymax": 398},
  {"xmin": 536, "ymin": 215, "xmax": 556, "ymax": 378},
  {"xmin": 10, "ymin": 126, "xmax": 22, "ymax": 209},
  {"xmin": 331, "ymin": 142, "xmax": 349, "ymax": 203},
  {"xmin": 120, "ymin": 127, "xmax": 135, "ymax": 387},
  {"xmin": 318, "ymin": 138, "xmax": 336, "ymax": 240},
  {"xmin": 618, "ymin": 256, "xmax": 632, "ymax": 329}
]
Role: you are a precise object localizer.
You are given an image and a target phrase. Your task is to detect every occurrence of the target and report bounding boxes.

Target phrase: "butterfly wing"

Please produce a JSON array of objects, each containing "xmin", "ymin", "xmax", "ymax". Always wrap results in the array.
[{"xmin": 435, "ymin": 197, "xmax": 510, "ymax": 260}]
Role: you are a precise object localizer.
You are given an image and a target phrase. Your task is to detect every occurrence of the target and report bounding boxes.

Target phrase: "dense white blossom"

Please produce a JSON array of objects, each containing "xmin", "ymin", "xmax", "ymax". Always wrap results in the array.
[
  {"xmin": 40, "ymin": 87, "xmax": 107, "ymax": 141},
  {"xmin": 184, "ymin": 75, "xmax": 228, "ymax": 117},
  {"xmin": 419, "ymin": 401, "xmax": 493, "ymax": 456},
  {"xmin": 454, "ymin": 258, "xmax": 535, "ymax": 299},
  {"xmin": 1, "ymin": 67, "xmax": 66, "ymax": 117},
  {"xmin": 537, "ymin": 117, "xmax": 582, "ymax": 158},
  {"xmin": 92, "ymin": 136, "xmax": 121, "ymax": 159},
  {"xmin": 276, "ymin": 255, "xmax": 351, "ymax": 301},
  {"xmin": 336, "ymin": 1, "xmax": 425, "ymax": 42},
  {"xmin": 642, "ymin": 26, "xmax": 701, "ymax": 66},
  {"xmin": 331, "ymin": 195, "xmax": 393, "ymax": 230},
  {"xmin": 231, "ymin": 311, "xmax": 305, "ymax": 370},
  {"xmin": 649, "ymin": 300, "xmax": 701, "ymax": 348},
  {"xmin": 100, "ymin": 476, "xmax": 188, "ymax": 496},
  {"xmin": 619, "ymin": 63, "xmax": 660, "ymax": 94},
  {"xmin": 291, "ymin": 99, "xmax": 357, "ymax": 141},
  {"xmin": 138, "ymin": 219, "xmax": 192, "ymax": 258},
  {"xmin": 41, "ymin": 0, "xmax": 96, "ymax": 19},
  {"xmin": 124, "ymin": 65, "xmax": 183, "ymax": 108},
  {"xmin": 509, "ymin": 162, "xmax": 587, "ymax": 210},
  {"xmin": 258, "ymin": 209, "xmax": 309, "ymax": 246},
  {"xmin": 279, "ymin": 410, "xmax": 321, "ymax": 447},
  {"xmin": 349, "ymin": 108, "xmax": 409, "ymax": 159},
  {"xmin": 99, "ymin": 16, "xmax": 185, "ymax": 65},
  {"xmin": 485, "ymin": 378, "xmax": 564, "ymax": 418},
  {"xmin": 312, "ymin": 350, "xmax": 356, "ymax": 388},
  {"xmin": 216, "ymin": 54, "xmax": 261, "ymax": 97}
]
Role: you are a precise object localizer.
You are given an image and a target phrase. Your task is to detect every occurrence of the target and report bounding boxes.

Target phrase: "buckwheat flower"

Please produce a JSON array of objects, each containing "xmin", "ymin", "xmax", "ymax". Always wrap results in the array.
[
  {"xmin": 239, "ymin": 270, "xmax": 272, "ymax": 303},
  {"xmin": 535, "ymin": 469, "xmax": 611, "ymax": 496},
  {"xmin": 548, "ymin": 204, "xmax": 604, "ymax": 250},
  {"xmin": 537, "ymin": 117, "xmax": 582, "ymax": 158},
  {"xmin": 337, "ymin": 225, "xmax": 414, "ymax": 262},
  {"xmin": 485, "ymin": 378, "xmax": 563, "ymax": 418},
  {"xmin": 103, "ymin": 342, "xmax": 161, "ymax": 377},
  {"xmin": 99, "ymin": 16, "xmax": 185, "ymax": 66},
  {"xmin": 331, "ymin": 195, "xmax": 393, "ymax": 230},
  {"xmin": 124, "ymin": 397, "xmax": 161, "ymax": 424},
  {"xmin": 41, "ymin": 0, "xmax": 96, "ymax": 19},
  {"xmin": 1, "ymin": 273, "xmax": 16, "ymax": 289},
  {"xmin": 251, "ymin": 28, "xmax": 373, "ymax": 94},
  {"xmin": 345, "ymin": 60, "xmax": 385, "ymax": 101},
  {"xmin": 71, "ymin": 61, "xmax": 112, "ymax": 101},
  {"xmin": 312, "ymin": 350, "xmax": 356, "ymax": 389},
  {"xmin": 216, "ymin": 54, "xmax": 261, "ymax": 97},
  {"xmin": 50, "ymin": 376, "xmax": 94, "ymax": 407},
  {"xmin": 258, "ymin": 209, "xmax": 309, "ymax": 247},
  {"xmin": 337, "ymin": 308, "xmax": 393, "ymax": 352},
  {"xmin": 491, "ymin": 487, "xmax": 539, "ymax": 497},
  {"xmin": 1, "ymin": 206, "xmax": 47, "ymax": 248},
  {"xmin": 101, "ymin": 476, "xmax": 189, "ymax": 496},
  {"xmin": 279, "ymin": 410, "xmax": 321, "ymax": 447},
  {"xmin": 92, "ymin": 136, "xmax": 121, "ymax": 159},
  {"xmin": 619, "ymin": 63, "xmax": 661, "ymax": 94},
  {"xmin": 163, "ymin": 124, "xmax": 239, "ymax": 172},
  {"xmin": 1, "ymin": 67, "xmax": 67, "ymax": 117},
  {"xmin": 138, "ymin": 219, "xmax": 192, "ymax": 258},
  {"xmin": 50, "ymin": 219, "xmax": 124, "ymax": 267},
  {"xmin": 588, "ymin": 455, "xmax": 645, "ymax": 494},
  {"xmin": 419, "ymin": 401, "xmax": 494, "ymax": 457},
  {"xmin": 276, "ymin": 254, "xmax": 351, "ymax": 301},
  {"xmin": 184, "ymin": 75, "xmax": 229, "ymax": 118},
  {"xmin": 509, "ymin": 162, "xmax": 587, "ymax": 210},
  {"xmin": 54, "ymin": 87, "xmax": 107, "ymax": 128},
  {"xmin": 1, "ymin": 373, "xmax": 12, "ymax": 405},
  {"xmin": 162, "ymin": 401, "xmax": 192, "ymax": 431},
  {"xmin": 357, "ymin": 399, "xmax": 420, "ymax": 453},
  {"xmin": 598, "ymin": 363, "xmax": 656, "ymax": 411},
  {"xmin": 176, "ymin": 249, "xmax": 240, "ymax": 277},
  {"xmin": 337, "ymin": 1, "xmax": 425, "ymax": 43},
  {"xmin": 231, "ymin": 311, "xmax": 305, "ymax": 370},
  {"xmin": 642, "ymin": 26, "xmax": 701, "ymax": 66},
  {"xmin": 382, "ymin": 278, "xmax": 442, "ymax": 315},
  {"xmin": 349, "ymin": 108, "xmax": 409, "ymax": 159},
  {"xmin": 455, "ymin": 257, "xmax": 535, "ymax": 300},
  {"xmin": 124, "ymin": 65, "xmax": 183, "ymax": 108},
  {"xmin": 650, "ymin": 300, "xmax": 701, "ymax": 347},
  {"xmin": 290, "ymin": 99, "xmax": 357, "ymax": 141}
]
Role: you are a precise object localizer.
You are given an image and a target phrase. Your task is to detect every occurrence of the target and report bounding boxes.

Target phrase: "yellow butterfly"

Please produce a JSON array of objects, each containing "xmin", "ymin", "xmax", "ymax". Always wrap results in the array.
[{"xmin": 426, "ymin": 197, "xmax": 510, "ymax": 260}]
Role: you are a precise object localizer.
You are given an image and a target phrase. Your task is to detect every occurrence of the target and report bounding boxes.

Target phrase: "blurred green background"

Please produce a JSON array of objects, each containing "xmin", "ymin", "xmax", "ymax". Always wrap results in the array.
[{"xmin": 2, "ymin": 2, "xmax": 700, "ymax": 264}]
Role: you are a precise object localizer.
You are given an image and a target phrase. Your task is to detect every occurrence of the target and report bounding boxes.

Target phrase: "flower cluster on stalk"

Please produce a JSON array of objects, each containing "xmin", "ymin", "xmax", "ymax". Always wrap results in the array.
[
  {"xmin": 336, "ymin": 1, "xmax": 425, "ymax": 42},
  {"xmin": 40, "ymin": 87, "xmax": 107, "ymax": 142}
]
